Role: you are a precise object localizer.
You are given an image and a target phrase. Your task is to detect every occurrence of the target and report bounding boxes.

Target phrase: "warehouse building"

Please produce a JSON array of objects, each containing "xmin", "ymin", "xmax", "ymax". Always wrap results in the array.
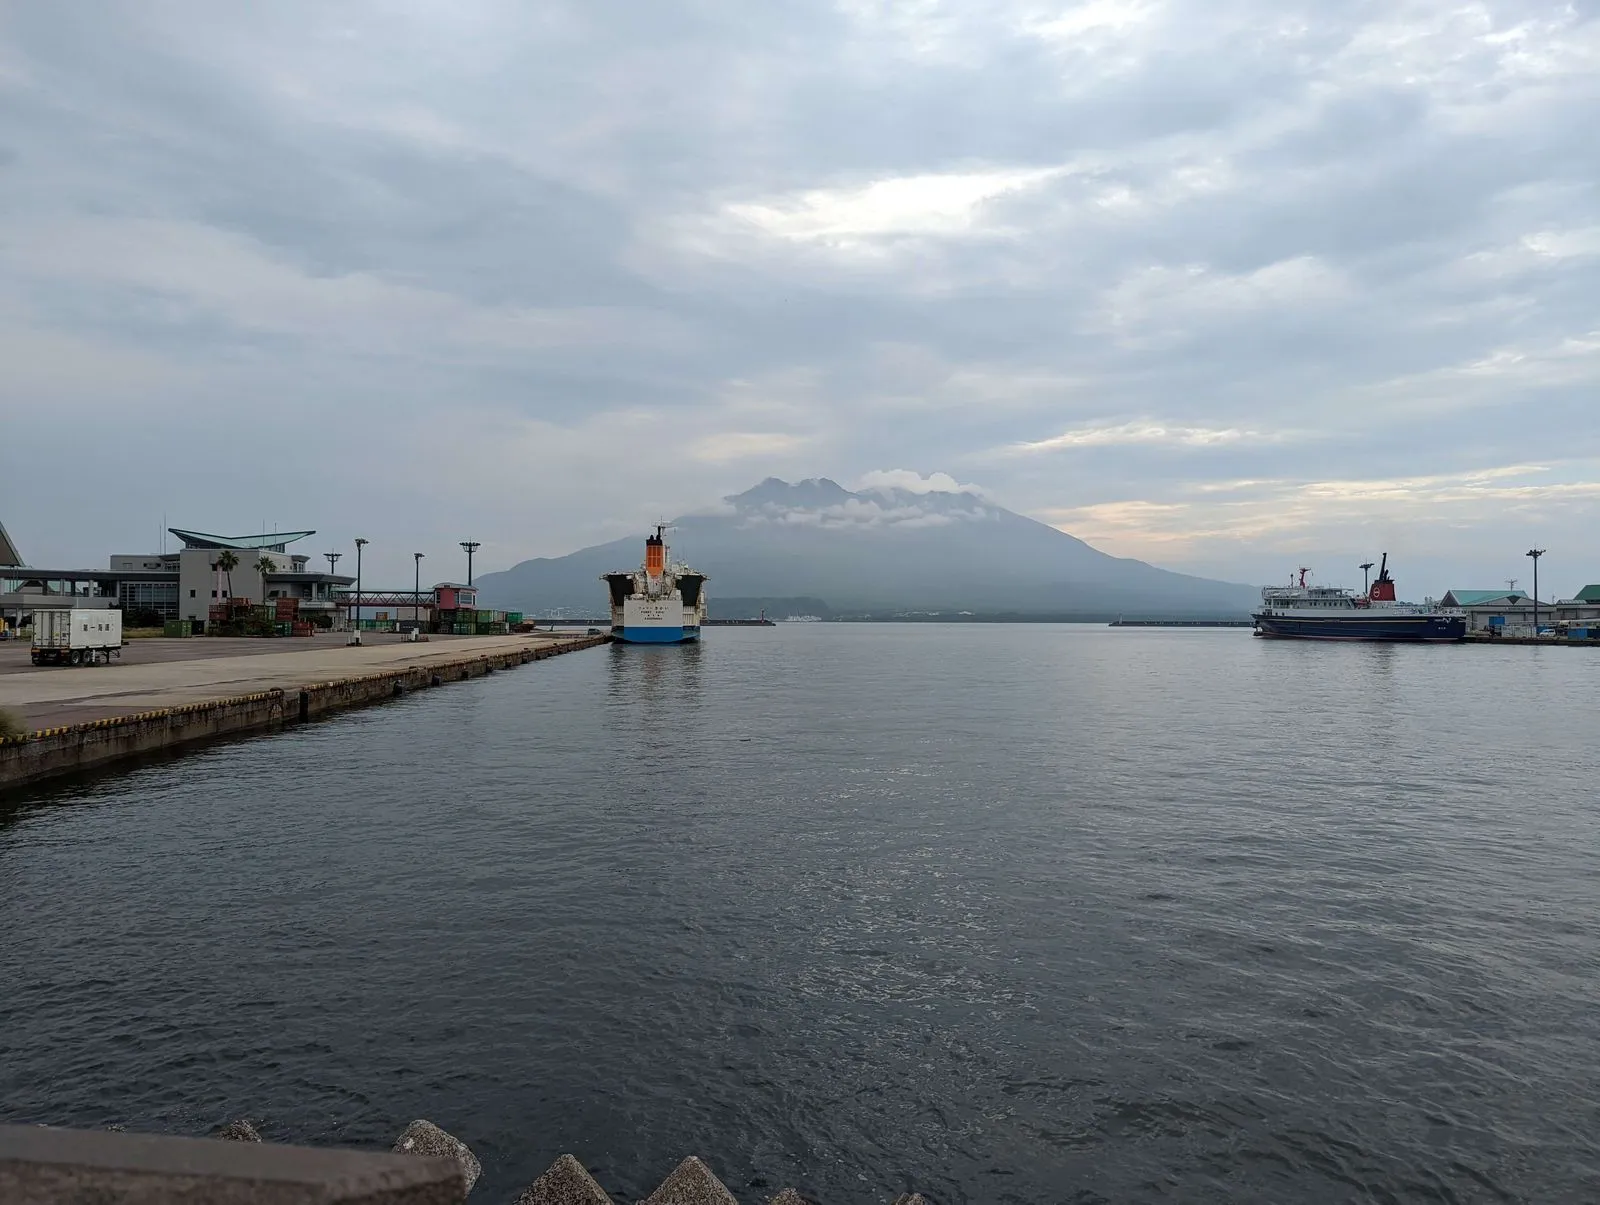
[{"xmin": 1440, "ymin": 585, "xmax": 1600, "ymax": 633}]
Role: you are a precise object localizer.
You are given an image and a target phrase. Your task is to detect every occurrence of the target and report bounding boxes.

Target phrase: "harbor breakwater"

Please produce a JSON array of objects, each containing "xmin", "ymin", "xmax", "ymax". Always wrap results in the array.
[
  {"xmin": 0, "ymin": 635, "xmax": 610, "ymax": 791},
  {"xmin": 0, "ymin": 1119, "xmax": 930, "ymax": 1204}
]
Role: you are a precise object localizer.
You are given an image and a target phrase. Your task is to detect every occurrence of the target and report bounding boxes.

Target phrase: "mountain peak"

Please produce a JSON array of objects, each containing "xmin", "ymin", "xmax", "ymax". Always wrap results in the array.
[
  {"xmin": 475, "ymin": 472, "xmax": 1258, "ymax": 618},
  {"xmin": 727, "ymin": 477, "xmax": 853, "ymax": 508}
]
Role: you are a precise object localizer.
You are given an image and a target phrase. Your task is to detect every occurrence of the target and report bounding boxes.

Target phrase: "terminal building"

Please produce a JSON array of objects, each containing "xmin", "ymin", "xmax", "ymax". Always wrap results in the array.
[{"xmin": 2, "ymin": 527, "xmax": 354, "ymax": 631}]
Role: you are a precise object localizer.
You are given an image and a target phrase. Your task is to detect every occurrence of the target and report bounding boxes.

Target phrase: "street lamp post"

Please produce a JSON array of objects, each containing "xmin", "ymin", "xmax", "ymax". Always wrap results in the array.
[
  {"xmin": 1526, "ymin": 548, "xmax": 1545, "ymax": 636},
  {"xmin": 352, "ymin": 538, "xmax": 368, "ymax": 644},
  {"xmin": 1360, "ymin": 561, "xmax": 1375, "ymax": 594},
  {"xmin": 413, "ymin": 552, "xmax": 425, "ymax": 630},
  {"xmin": 460, "ymin": 541, "xmax": 480, "ymax": 587}
]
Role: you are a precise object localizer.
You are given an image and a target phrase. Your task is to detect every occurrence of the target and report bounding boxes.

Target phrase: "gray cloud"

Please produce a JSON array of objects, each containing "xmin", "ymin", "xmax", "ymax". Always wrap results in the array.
[{"xmin": 2, "ymin": 0, "xmax": 1597, "ymax": 595}]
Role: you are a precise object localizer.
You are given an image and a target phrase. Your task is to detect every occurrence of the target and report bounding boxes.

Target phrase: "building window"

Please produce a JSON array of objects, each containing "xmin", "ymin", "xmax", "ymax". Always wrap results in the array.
[{"xmin": 190, "ymin": 590, "xmax": 196, "ymax": 598}]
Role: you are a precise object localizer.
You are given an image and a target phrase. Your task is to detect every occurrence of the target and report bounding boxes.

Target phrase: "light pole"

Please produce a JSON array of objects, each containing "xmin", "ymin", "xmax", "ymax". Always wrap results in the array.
[
  {"xmin": 1360, "ymin": 561, "xmax": 1374, "ymax": 594},
  {"xmin": 1526, "ymin": 548, "xmax": 1545, "ymax": 635},
  {"xmin": 413, "ymin": 552, "xmax": 425, "ymax": 630},
  {"xmin": 460, "ymin": 541, "xmax": 480, "ymax": 588},
  {"xmin": 352, "ymin": 537, "xmax": 368, "ymax": 644}
]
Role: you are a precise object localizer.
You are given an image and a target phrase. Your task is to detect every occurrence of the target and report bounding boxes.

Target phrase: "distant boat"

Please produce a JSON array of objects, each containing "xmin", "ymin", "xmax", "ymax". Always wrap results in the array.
[
  {"xmin": 601, "ymin": 526, "xmax": 707, "ymax": 644},
  {"xmin": 784, "ymin": 614, "xmax": 823, "ymax": 623},
  {"xmin": 1252, "ymin": 555, "xmax": 1465, "ymax": 642}
]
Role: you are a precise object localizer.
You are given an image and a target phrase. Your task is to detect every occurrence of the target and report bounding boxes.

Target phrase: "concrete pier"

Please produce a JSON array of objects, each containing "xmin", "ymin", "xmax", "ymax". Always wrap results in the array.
[{"xmin": 0, "ymin": 632, "xmax": 609, "ymax": 791}]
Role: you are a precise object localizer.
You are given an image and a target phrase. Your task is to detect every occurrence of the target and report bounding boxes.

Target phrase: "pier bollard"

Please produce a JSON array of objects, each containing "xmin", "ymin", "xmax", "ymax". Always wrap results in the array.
[{"xmin": 392, "ymin": 1119, "xmax": 481, "ymax": 1195}]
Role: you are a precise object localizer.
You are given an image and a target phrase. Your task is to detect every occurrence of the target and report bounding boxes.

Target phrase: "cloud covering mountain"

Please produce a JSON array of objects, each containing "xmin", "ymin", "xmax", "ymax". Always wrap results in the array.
[{"xmin": 475, "ymin": 476, "xmax": 1258, "ymax": 616}]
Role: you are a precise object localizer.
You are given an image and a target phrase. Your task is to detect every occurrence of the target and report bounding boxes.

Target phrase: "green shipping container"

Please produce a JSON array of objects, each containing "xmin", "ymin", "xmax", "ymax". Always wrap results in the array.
[
  {"xmin": 506, "ymin": 612, "xmax": 523, "ymax": 624},
  {"xmin": 163, "ymin": 620, "xmax": 191, "ymax": 638}
]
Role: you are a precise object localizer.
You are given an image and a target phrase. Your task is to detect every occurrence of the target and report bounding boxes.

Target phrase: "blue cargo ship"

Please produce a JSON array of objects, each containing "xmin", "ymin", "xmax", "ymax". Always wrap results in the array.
[{"xmin": 1253, "ymin": 555, "xmax": 1465, "ymax": 642}]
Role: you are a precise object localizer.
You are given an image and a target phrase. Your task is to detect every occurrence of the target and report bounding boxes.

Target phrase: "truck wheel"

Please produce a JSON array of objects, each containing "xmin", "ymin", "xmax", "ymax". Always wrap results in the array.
[{"xmin": 69, "ymin": 650, "xmax": 83, "ymax": 666}]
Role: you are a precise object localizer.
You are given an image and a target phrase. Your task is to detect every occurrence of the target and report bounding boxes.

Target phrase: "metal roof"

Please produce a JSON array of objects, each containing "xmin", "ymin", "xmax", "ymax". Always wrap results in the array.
[
  {"xmin": 0, "ymin": 520, "xmax": 21, "ymax": 567},
  {"xmin": 1441, "ymin": 589, "xmax": 1529, "ymax": 606},
  {"xmin": 167, "ymin": 528, "xmax": 315, "ymax": 552},
  {"xmin": 1575, "ymin": 584, "xmax": 1600, "ymax": 602}
]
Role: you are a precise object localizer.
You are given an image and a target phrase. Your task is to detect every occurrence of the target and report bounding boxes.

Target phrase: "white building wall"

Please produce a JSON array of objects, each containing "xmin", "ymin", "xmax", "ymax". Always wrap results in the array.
[{"xmin": 174, "ymin": 549, "xmax": 290, "ymax": 621}]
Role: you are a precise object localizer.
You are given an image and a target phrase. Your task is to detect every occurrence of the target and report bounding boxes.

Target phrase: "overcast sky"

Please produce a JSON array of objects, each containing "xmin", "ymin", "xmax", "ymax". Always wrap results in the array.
[{"xmin": 3, "ymin": 1, "xmax": 1597, "ymax": 596}]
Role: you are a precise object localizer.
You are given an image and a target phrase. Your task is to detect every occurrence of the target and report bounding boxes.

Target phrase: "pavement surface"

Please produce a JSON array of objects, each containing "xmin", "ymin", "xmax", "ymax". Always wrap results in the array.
[{"xmin": 0, "ymin": 632, "xmax": 588, "ymax": 730}]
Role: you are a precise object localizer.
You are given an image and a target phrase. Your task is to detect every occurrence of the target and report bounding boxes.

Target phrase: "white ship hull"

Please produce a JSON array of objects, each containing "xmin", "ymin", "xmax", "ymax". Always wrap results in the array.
[
  {"xmin": 603, "ymin": 526, "xmax": 707, "ymax": 645},
  {"xmin": 613, "ymin": 597, "xmax": 702, "ymax": 644}
]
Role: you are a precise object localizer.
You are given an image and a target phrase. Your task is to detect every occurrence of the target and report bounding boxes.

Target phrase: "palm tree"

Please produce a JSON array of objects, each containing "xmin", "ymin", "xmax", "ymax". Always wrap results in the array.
[
  {"xmin": 255, "ymin": 555, "xmax": 276, "ymax": 604},
  {"xmin": 215, "ymin": 550, "xmax": 239, "ymax": 603}
]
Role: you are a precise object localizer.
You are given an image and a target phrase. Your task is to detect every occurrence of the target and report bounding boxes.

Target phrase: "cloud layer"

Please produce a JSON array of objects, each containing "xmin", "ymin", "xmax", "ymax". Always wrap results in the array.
[{"xmin": 2, "ymin": 1, "xmax": 1597, "ymax": 593}]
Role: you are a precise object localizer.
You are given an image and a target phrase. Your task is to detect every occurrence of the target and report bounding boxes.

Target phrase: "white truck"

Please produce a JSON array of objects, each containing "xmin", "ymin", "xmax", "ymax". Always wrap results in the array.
[{"xmin": 30, "ymin": 608, "xmax": 124, "ymax": 667}]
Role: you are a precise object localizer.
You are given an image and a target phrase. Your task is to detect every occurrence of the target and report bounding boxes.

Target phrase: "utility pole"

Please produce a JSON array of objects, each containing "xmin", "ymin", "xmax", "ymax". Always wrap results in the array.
[
  {"xmin": 353, "ymin": 538, "xmax": 368, "ymax": 645},
  {"xmin": 324, "ymin": 552, "xmax": 342, "ymax": 617},
  {"xmin": 413, "ymin": 552, "xmax": 425, "ymax": 631},
  {"xmin": 1526, "ymin": 549, "xmax": 1545, "ymax": 635},
  {"xmin": 460, "ymin": 541, "xmax": 480, "ymax": 588}
]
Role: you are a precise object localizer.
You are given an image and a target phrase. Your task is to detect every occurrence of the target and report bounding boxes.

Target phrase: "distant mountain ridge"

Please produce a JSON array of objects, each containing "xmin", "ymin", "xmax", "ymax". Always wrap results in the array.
[{"xmin": 475, "ymin": 477, "xmax": 1259, "ymax": 617}]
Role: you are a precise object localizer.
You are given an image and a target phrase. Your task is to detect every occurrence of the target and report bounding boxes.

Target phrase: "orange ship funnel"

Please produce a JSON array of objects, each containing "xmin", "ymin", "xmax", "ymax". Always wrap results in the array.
[{"xmin": 645, "ymin": 532, "xmax": 666, "ymax": 576}]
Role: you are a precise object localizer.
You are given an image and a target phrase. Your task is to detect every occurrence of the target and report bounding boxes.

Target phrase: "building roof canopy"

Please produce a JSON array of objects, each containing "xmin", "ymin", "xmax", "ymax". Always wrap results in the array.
[
  {"xmin": 0, "ymin": 520, "xmax": 22, "ymax": 567},
  {"xmin": 1575, "ymin": 585, "xmax": 1600, "ymax": 603},
  {"xmin": 168, "ymin": 528, "xmax": 315, "ymax": 552}
]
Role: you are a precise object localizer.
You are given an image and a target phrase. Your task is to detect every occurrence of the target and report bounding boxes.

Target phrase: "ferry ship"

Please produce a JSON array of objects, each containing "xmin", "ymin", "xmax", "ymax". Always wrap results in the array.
[
  {"xmin": 602, "ymin": 526, "xmax": 706, "ymax": 644},
  {"xmin": 1253, "ymin": 555, "xmax": 1465, "ymax": 642}
]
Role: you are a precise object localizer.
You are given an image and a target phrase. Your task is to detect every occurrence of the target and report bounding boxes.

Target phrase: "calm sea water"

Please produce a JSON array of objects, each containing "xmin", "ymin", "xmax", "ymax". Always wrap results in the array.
[{"xmin": 2, "ymin": 626, "xmax": 1597, "ymax": 1203}]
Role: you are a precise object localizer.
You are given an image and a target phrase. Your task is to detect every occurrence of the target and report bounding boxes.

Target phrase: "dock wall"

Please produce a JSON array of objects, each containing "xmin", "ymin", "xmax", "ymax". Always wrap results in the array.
[{"xmin": 0, "ymin": 636, "xmax": 609, "ymax": 792}]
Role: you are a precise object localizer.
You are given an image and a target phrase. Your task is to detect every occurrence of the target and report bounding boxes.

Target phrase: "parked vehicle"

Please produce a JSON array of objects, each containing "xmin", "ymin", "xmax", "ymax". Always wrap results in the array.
[{"xmin": 30, "ymin": 609, "xmax": 123, "ymax": 666}]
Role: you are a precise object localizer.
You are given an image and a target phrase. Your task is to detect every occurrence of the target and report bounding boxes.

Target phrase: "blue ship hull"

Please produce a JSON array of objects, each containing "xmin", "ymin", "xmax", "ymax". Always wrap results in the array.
[
  {"xmin": 612, "ymin": 625, "xmax": 701, "ymax": 644},
  {"xmin": 1253, "ymin": 613, "xmax": 1465, "ymax": 642}
]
